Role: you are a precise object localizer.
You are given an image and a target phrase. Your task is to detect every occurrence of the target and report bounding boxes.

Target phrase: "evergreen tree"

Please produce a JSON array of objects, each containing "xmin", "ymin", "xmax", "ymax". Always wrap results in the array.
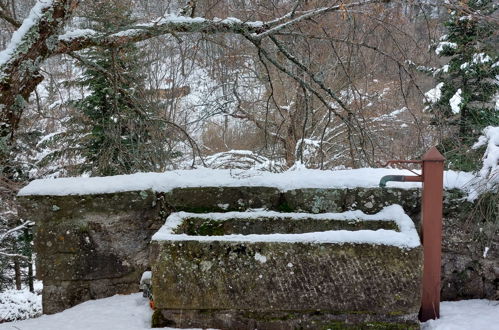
[
  {"xmin": 74, "ymin": 1, "xmax": 147, "ymax": 176},
  {"xmin": 426, "ymin": 0, "xmax": 498, "ymax": 170},
  {"xmin": 59, "ymin": 0, "xmax": 175, "ymax": 176}
]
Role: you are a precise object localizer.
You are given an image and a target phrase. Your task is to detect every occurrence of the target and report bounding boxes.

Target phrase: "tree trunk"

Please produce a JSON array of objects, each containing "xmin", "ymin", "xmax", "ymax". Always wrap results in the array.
[
  {"xmin": 14, "ymin": 257, "xmax": 21, "ymax": 290},
  {"xmin": 0, "ymin": 0, "xmax": 79, "ymax": 167},
  {"xmin": 28, "ymin": 259, "xmax": 34, "ymax": 292}
]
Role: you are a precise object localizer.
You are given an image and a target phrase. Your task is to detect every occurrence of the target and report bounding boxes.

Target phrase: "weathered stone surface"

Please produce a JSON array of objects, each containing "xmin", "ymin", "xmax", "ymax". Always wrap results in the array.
[
  {"xmin": 151, "ymin": 211, "xmax": 422, "ymax": 328},
  {"xmin": 16, "ymin": 185, "xmax": 498, "ymax": 317},
  {"xmin": 151, "ymin": 240, "xmax": 422, "ymax": 328},
  {"xmin": 18, "ymin": 190, "xmax": 165, "ymax": 314},
  {"xmin": 164, "ymin": 186, "xmax": 282, "ymax": 212},
  {"xmin": 440, "ymin": 191, "xmax": 499, "ymax": 300},
  {"xmin": 283, "ymin": 188, "xmax": 421, "ymax": 215},
  {"xmin": 152, "ymin": 309, "xmax": 420, "ymax": 329},
  {"xmin": 176, "ymin": 216, "xmax": 398, "ymax": 235}
]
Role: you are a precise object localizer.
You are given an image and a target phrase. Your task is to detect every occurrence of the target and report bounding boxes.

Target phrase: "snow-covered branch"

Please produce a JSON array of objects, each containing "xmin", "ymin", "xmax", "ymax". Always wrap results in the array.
[
  {"xmin": 55, "ymin": 14, "xmax": 266, "ymax": 54},
  {"xmin": 0, "ymin": 220, "xmax": 34, "ymax": 244},
  {"xmin": 55, "ymin": 0, "xmax": 379, "ymax": 54},
  {"xmin": 254, "ymin": 0, "xmax": 380, "ymax": 39},
  {"xmin": 0, "ymin": 250, "xmax": 30, "ymax": 260},
  {"xmin": 0, "ymin": 0, "xmax": 380, "ymax": 147},
  {"xmin": 0, "ymin": 0, "xmax": 79, "ymax": 143}
]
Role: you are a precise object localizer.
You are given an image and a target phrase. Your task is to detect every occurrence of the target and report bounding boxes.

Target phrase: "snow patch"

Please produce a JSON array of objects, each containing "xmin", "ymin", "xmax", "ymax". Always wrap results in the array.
[
  {"xmin": 425, "ymin": 82, "xmax": 444, "ymax": 103},
  {"xmin": 58, "ymin": 29, "xmax": 97, "ymax": 42},
  {"xmin": 0, "ymin": 292, "xmax": 496, "ymax": 330},
  {"xmin": 435, "ymin": 42, "xmax": 457, "ymax": 55},
  {"xmin": 472, "ymin": 53, "xmax": 491, "ymax": 64},
  {"xmin": 0, "ymin": 294, "xmax": 154, "ymax": 330},
  {"xmin": 449, "ymin": 89, "xmax": 462, "ymax": 114},
  {"xmin": 254, "ymin": 252, "xmax": 267, "ymax": 263},
  {"xmin": 422, "ymin": 299, "xmax": 499, "ymax": 330},
  {"xmin": 0, "ymin": 289, "xmax": 41, "ymax": 322},
  {"xmin": 140, "ymin": 271, "xmax": 152, "ymax": 284},
  {"xmin": 470, "ymin": 126, "xmax": 499, "ymax": 198}
]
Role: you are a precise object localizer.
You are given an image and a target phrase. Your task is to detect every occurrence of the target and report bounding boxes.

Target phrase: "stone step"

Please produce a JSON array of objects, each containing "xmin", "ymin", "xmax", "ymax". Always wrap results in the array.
[{"xmin": 149, "ymin": 205, "xmax": 422, "ymax": 329}]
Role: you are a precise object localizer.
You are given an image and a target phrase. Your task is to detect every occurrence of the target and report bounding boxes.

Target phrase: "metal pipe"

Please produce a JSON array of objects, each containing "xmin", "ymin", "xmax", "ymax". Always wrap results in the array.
[{"xmin": 379, "ymin": 175, "xmax": 406, "ymax": 187}]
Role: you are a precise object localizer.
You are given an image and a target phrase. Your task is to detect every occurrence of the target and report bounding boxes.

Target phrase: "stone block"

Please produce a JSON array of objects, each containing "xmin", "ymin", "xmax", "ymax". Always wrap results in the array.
[
  {"xmin": 18, "ymin": 190, "xmax": 165, "ymax": 314},
  {"xmin": 150, "ymin": 207, "xmax": 422, "ymax": 328},
  {"xmin": 164, "ymin": 186, "xmax": 282, "ymax": 212}
]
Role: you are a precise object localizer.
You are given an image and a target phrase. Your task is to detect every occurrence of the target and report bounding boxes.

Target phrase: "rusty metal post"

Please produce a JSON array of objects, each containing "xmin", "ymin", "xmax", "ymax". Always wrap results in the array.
[{"xmin": 419, "ymin": 147, "xmax": 445, "ymax": 321}]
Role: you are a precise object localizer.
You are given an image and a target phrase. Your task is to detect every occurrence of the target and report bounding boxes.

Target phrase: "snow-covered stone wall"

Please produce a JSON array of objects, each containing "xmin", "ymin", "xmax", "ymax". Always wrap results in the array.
[{"xmin": 17, "ymin": 169, "xmax": 498, "ymax": 314}]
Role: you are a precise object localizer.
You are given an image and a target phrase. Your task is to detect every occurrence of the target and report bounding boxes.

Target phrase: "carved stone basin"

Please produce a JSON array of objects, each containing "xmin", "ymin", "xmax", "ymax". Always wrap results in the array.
[{"xmin": 150, "ymin": 205, "xmax": 422, "ymax": 329}]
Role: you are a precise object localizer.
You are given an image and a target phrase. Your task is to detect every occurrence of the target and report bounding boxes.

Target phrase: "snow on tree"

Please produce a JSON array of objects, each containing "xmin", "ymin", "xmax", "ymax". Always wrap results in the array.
[
  {"xmin": 0, "ymin": 0, "xmax": 390, "ymax": 179},
  {"xmin": 203, "ymin": 150, "xmax": 284, "ymax": 172},
  {"xmin": 0, "ymin": 287, "xmax": 41, "ymax": 321},
  {"xmin": 47, "ymin": 0, "xmax": 185, "ymax": 176},
  {"xmin": 425, "ymin": 0, "xmax": 498, "ymax": 170},
  {"xmin": 471, "ymin": 126, "xmax": 499, "ymax": 195}
]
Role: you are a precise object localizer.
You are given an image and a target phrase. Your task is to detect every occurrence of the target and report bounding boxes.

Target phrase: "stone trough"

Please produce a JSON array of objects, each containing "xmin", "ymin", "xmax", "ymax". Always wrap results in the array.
[{"xmin": 149, "ymin": 205, "xmax": 422, "ymax": 329}]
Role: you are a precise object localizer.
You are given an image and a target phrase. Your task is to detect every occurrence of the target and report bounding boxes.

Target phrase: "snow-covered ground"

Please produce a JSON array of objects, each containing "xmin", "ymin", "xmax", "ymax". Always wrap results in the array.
[
  {"xmin": 422, "ymin": 299, "xmax": 499, "ymax": 330},
  {"xmin": 0, "ymin": 282, "xmax": 43, "ymax": 323},
  {"xmin": 0, "ymin": 294, "xmax": 154, "ymax": 330},
  {"xmin": 0, "ymin": 289, "xmax": 41, "ymax": 322},
  {"xmin": 0, "ymin": 293, "xmax": 497, "ymax": 330}
]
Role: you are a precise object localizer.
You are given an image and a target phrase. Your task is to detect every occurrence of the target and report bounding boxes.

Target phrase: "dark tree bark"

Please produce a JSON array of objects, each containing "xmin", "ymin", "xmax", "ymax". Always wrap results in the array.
[
  {"xmin": 13, "ymin": 257, "xmax": 21, "ymax": 290},
  {"xmin": 28, "ymin": 259, "xmax": 34, "ymax": 292},
  {"xmin": 0, "ymin": 0, "xmax": 80, "ymax": 143}
]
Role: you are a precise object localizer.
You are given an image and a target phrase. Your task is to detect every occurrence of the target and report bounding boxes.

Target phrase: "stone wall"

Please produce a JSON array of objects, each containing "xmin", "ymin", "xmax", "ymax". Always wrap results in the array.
[
  {"xmin": 19, "ymin": 190, "xmax": 166, "ymax": 314},
  {"xmin": 18, "ymin": 187, "xmax": 498, "ymax": 314}
]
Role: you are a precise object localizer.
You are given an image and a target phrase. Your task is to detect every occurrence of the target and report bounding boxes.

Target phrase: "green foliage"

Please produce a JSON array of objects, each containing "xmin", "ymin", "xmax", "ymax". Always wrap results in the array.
[
  {"xmin": 71, "ymin": 2, "xmax": 150, "ymax": 176},
  {"xmin": 428, "ymin": 0, "xmax": 498, "ymax": 170},
  {"xmin": 37, "ymin": 0, "xmax": 182, "ymax": 177}
]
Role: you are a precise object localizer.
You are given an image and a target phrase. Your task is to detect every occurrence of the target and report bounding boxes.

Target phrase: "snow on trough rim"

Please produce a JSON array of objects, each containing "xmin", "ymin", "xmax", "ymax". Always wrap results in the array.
[
  {"xmin": 151, "ymin": 205, "xmax": 421, "ymax": 249},
  {"xmin": 17, "ymin": 167, "xmax": 475, "ymax": 197}
]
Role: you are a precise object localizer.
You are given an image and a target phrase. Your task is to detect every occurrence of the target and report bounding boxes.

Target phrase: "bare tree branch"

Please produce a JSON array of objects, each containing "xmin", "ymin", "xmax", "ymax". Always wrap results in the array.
[
  {"xmin": 0, "ymin": 0, "xmax": 383, "ymax": 165},
  {"xmin": 254, "ymin": 0, "xmax": 381, "ymax": 40},
  {"xmin": 0, "ymin": 1, "xmax": 20, "ymax": 28}
]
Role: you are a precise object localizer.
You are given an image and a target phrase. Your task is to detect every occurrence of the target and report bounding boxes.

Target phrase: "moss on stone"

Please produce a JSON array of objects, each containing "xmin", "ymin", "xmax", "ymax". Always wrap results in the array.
[
  {"xmin": 322, "ymin": 321, "xmax": 419, "ymax": 329},
  {"xmin": 362, "ymin": 321, "xmax": 420, "ymax": 329},
  {"xmin": 151, "ymin": 310, "xmax": 172, "ymax": 328},
  {"xmin": 277, "ymin": 200, "xmax": 294, "ymax": 212},
  {"xmin": 180, "ymin": 219, "xmax": 226, "ymax": 236}
]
